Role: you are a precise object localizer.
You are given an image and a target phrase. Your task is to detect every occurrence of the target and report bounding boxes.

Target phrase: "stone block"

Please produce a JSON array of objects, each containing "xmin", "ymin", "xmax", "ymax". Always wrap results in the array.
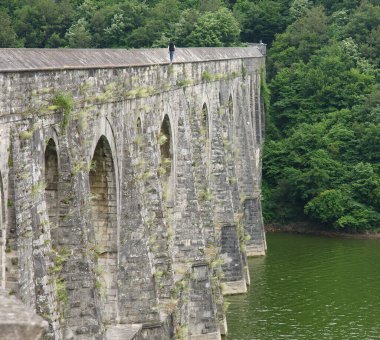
[{"xmin": 0, "ymin": 288, "xmax": 48, "ymax": 340}]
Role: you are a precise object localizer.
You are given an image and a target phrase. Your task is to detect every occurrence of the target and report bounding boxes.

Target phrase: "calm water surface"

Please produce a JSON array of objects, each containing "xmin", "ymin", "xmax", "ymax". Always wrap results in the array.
[{"xmin": 225, "ymin": 233, "xmax": 380, "ymax": 339}]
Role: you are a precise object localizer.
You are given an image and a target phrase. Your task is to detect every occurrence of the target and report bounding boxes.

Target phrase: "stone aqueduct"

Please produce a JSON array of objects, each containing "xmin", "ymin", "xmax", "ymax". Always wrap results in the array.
[{"xmin": 0, "ymin": 47, "xmax": 266, "ymax": 339}]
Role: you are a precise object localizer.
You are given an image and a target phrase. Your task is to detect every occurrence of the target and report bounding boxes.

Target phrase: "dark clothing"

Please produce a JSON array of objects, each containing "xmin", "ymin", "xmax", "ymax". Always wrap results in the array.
[{"xmin": 168, "ymin": 42, "xmax": 175, "ymax": 63}]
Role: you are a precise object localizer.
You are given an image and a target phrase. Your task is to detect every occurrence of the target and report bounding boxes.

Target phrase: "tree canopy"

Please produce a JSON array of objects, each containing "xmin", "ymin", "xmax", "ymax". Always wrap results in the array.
[{"xmin": 263, "ymin": 0, "xmax": 379, "ymax": 231}]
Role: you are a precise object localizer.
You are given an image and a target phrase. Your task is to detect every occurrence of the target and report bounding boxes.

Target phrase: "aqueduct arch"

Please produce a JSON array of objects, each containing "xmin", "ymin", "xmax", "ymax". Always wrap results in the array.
[
  {"xmin": 44, "ymin": 138, "xmax": 59, "ymax": 245},
  {"xmin": 89, "ymin": 135, "xmax": 118, "ymax": 322},
  {"xmin": 159, "ymin": 114, "xmax": 173, "ymax": 190}
]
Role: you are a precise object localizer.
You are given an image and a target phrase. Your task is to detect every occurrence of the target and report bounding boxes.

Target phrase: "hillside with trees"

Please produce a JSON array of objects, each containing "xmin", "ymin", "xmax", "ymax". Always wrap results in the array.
[
  {"xmin": 264, "ymin": 0, "xmax": 379, "ymax": 231},
  {"xmin": 0, "ymin": 0, "xmax": 379, "ymax": 231}
]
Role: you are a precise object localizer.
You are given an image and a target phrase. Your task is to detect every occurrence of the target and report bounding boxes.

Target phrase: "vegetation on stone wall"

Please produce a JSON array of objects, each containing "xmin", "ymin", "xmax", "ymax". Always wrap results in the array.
[{"xmin": 1, "ymin": 0, "xmax": 378, "ymax": 231}]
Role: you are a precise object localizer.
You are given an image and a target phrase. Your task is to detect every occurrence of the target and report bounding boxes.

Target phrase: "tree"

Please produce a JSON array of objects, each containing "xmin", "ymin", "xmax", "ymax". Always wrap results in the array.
[
  {"xmin": 289, "ymin": 0, "xmax": 312, "ymax": 20},
  {"xmin": 125, "ymin": 0, "xmax": 180, "ymax": 47},
  {"xmin": 342, "ymin": 0, "xmax": 380, "ymax": 66},
  {"xmin": 233, "ymin": 0, "xmax": 291, "ymax": 45},
  {"xmin": 172, "ymin": 9, "xmax": 200, "ymax": 46},
  {"xmin": 65, "ymin": 18, "xmax": 92, "ymax": 48},
  {"xmin": 0, "ymin": 11, "xmax": 20, "ymax": 47},
  {"xmin": 187, "ymin": 7, "xmax": 240, "ymax": 46},
  {"xmin": 270, "ymin": 41, "xmax": 376, "ymax": 131},
  {"xmin": 304, "ymin": 189, "xmax": 350, "ymax": 223},
  {"xmin": 268, "ymin": 6, "xmax": 329, "ymax": 77},
  {"xmin": 14, "ymin": 0, "xmax": 74, "ymax": 47}
]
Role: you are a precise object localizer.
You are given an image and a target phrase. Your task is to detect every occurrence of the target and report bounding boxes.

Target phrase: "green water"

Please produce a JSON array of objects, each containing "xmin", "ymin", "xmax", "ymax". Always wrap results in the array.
[{"xmin": 225, "ymin": 233, "xmax": 380, "ymax": 340}]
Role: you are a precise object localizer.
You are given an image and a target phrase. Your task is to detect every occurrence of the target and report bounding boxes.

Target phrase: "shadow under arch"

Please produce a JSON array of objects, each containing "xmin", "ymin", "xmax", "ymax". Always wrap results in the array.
[
  {"xmin": 159, "ymin": 114, "xmax": 173, "ymax": 204},
  {"xmin": 201, "ymin": 102, "xmax": 210, "ymax": 141},
  {"xmin": 137, "ymin": 117, "xmax": 142, "ymax": 135},
  {"xmin": 89, "ymin": 135, "xmax": 118, "ymax": 323},
  {"xmin": 44, "ymin": 138, "xmax": 59, "ymax": 244},
  {"xmin": 88, "ymin": 117, "xmax": 120, "ymax": 213}
]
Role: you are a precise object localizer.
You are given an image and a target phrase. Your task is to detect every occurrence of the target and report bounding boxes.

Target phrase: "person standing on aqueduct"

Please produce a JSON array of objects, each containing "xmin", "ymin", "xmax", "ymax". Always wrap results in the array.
[{"xmin": 168, "ymin": 41, "xmax": 175, "ymax": 63}]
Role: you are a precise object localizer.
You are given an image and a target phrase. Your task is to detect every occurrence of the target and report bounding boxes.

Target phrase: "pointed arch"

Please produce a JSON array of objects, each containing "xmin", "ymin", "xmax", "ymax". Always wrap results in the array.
[
  {"xmin": 201, "ymin": 103, "xmax": 209, "ymax": 141},
  {"xmin": 44, "ymin": 139, "xmax": 59, "ymax": 244},
  {"xmin": 89, "ymin": 135, "xmax": 118, "ymax": 322},
  {"xmin": 228, "ymin": 94, "xmax": 233, "ymax": 117},
  {"xmin": 137, "ymin": 117, "xmax": 142, "ymax": 135},
  {"xmin": 159, "ymin": 114, "xmax": 173, "ymax": 187},
  {"xmin": 134, "ymin": 117, "xmax": 143, "ymax": 153}
]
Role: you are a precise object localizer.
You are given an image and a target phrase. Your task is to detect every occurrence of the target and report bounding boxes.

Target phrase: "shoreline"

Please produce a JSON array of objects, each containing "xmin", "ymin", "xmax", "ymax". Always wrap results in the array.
[{"xmin": 265, "ymin": 223, "xmax": 380, "ymax": 240}]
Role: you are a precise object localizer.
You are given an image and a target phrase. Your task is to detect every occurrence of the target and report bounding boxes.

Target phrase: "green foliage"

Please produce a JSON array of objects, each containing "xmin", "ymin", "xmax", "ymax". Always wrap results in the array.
[
  {"xmin": 289, "ymin": 0, "xmax": 312, "ymax": 20},
  {"xmin": 175, "ymin": 324, "xmax": 188, "ymax": 340},
  {"xmin": 270, "ymin": 41, "xmax": 376, "ymax": 131},
  {"xmin": 65, "ymin": 18, "xmax": 92, "ymax": 47},
  {"xmin": 14, "ymin": 0, "xmax": 74, "ymax": 47},
  {"xmin": 19, "ymin": 130, "xmax": 33, "ymax": 140},
  {"xmin": 170, "ymin": 9, "xmax": 199, "ymax": 46},
  {"xmin": 304, "ymin": 189, "xmax": 349, "ymax": 223},
  {"xmin": 53, "ymin": 93, "xmax": 73, "ymax": 128},
  {"xmin": 0, "ymin": 11, "xmax": 20, "ymax": 47},
  {"xmin": 187, "ymin": 7, "xmax": 240, "ymax": 47},
  {"xmin": 202, "ymin": 70, "xmax": 213, "ymax": 82},
  {"xmin": 158, "ymin": 132, "xmax": 168, "ymax": 145},
  {"xmin": 176, "ymin": 78, "xmax": 193, "ymax": 87},
  {"xmin": 234, "ymin": 0, "xmax": 291, "ymax": 45},
  {"xmin": 262, "ymin": 0, "xmax": 380, "ymax": 232},
  {"xmin": 268, "ymin": 6, "xmax": 329, "ymax": 76},
  {"xmin": 263, "ymin": 97, "xmax": 380, "ymax": 230}
]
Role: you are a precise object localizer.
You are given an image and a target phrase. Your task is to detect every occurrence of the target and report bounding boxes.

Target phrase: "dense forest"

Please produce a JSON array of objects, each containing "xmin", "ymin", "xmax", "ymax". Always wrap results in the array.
[{"xmin": 0, "ymin": 0, "xmax": 379, "ymax": 231}]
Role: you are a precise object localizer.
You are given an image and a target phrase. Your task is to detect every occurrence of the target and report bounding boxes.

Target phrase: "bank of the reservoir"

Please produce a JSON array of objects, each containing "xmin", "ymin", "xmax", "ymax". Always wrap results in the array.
[
  {"xmin": 225, "ymin": 232, "xmax": 380, "ymax": 339},
  {"xmin": 266, "ymin": 223, "xmax": 380, "ymax": 239}
]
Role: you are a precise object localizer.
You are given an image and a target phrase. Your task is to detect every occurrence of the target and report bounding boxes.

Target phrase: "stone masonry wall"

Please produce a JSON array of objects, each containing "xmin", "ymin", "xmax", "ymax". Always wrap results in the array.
[{"xmin": 0, "ymin": 47, "xmax": 266, "ymax": 339}]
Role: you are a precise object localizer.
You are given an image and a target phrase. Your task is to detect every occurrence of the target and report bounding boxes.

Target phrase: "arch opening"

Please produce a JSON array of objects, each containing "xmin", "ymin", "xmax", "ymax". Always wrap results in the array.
[
  {"xmin": 137, "ymin": 117, "xmax": 142, "ymax": 135},
  {"xmin": 228, "ymin": 95, "xmax": 233, "ymax": 117},
  {"xmin": 134, "ymin": 117, "xmax": 144, "ymax": 153},
  {"xmin": 45, "ymin": 139, "xmax": 59, "ymax": 244},
  {"xmin": 201, "ymin": 103, "xmax": 209, "ymax": 141},
  {"xmin": 89, "ymin": 136, "xmax": 118, "ymax": 322},
  {"xmin": 159, "ymin": 115, "xmax": 173, "ymax": 191}
]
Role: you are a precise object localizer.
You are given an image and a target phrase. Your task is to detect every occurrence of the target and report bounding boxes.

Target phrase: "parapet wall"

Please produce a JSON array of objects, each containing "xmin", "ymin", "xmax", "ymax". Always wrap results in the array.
[{"xmin": 0, "ymin": 47, "xmax": 266, "ymax": 339}]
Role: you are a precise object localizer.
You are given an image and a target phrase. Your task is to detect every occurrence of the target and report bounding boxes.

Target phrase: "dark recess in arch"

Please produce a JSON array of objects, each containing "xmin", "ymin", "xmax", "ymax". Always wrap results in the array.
[
  {"xmin": 89, "ymin": 135, "xmax": 118, "ymax": 323},
  {"xmin": 159, "ymin": 114, "xmax": 172, "ymax": 182},
  {"xmin": 201, "ymin": 103, "xmax": 209, "ymax": 141},
  {"xmin": 45, "ymin": 139, "xmax": 59, "ymax": 244}
]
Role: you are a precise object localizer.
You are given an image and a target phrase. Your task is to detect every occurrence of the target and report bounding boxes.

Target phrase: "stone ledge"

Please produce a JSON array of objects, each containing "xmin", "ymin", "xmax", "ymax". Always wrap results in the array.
[
  {"xmin": 190, "ymin": 332, "xmax": 221, "ymax": 340},
  {"xmin": 105, "ymin": 324, "xmax": 142, "ymax": 340},
  {"xmin": 219, "ymin": 316, "xmax": 228, "ymax": 336},
  {"xmin": 0, "ymin": 289, "xmax": 48, "ymax": 340},
  {"xmin": 246, "ymin": 246, "xmax": 266, "ymax": 257},
  {"xmin": 222, "ymin": 280, "xmax": 247, "ymax": 296},
  {"xmin": 0, "ymin": 47, "xmax": 265, "ymax": 72}
]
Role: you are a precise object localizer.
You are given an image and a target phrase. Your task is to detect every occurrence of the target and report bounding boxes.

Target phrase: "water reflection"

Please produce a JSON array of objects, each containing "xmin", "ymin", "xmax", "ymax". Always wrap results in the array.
[{"xmin": 225, "ymin": 233, "xmax": 380, "ymax": 339}]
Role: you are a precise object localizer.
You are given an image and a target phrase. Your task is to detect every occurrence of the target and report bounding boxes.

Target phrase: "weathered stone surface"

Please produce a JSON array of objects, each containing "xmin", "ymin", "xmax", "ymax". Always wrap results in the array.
[
  {"xmin": 0, "ymin": 288, "xmax": 48, "ymax": 340},
  {"xmin": 0, "ymin": 47, "xmax": 263, "ymax": 72},
  {"xmin": 106, "ymin": 324, "xmax": 142, "ymax": 340},
  {"xmin": 0, "ymin": 46, "xmax": 266, "ymax": 339}
]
